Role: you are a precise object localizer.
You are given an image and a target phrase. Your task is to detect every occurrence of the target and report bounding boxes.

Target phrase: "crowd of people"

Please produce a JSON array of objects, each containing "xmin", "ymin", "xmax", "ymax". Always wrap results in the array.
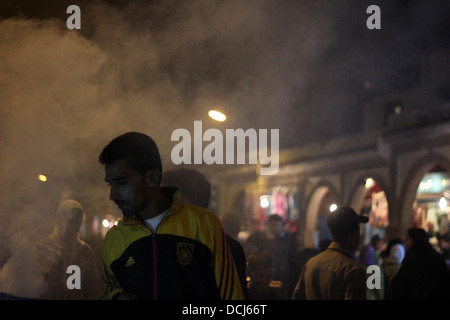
[
  {"xmin": 1, "ymin": 131, "xmax": 449, "ymax": 300},
  {"xmin": 244, "ymin": 211, "xmax": 450, "ymax": 300}
]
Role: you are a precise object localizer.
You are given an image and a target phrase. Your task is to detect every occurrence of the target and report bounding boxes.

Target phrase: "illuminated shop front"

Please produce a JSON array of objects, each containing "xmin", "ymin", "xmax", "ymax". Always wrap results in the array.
[
  {"xmin": 359, "ymin": 178, "xmax": 389, "ymax": 245},
  {"xmin": 243, "ymin": 186, "xmax": 300, "ymax": 233},
  {"xmin": 414, "ymin": 167, "xmax": 450, "ymax": 235}
]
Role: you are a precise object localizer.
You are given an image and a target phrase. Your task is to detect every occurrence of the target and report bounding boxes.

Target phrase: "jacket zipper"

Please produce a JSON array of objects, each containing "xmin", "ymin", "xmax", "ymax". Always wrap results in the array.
[
  {"xmin": 152, "ymin": 231, "xmax": 158, "ymax": 300},
  {"xmin": 151, "ymin": 218, "xmax": 165, "ymax": 300},
  {"xmin": 145, "ymin": 205, "xmax": 173, "ymax": 300}
]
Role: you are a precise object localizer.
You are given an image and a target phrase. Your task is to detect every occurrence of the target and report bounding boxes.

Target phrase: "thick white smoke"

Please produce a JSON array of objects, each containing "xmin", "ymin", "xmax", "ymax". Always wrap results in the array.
[{"xmin": 1, "ymin": 0, "xmax": 449, "ymax": 298}]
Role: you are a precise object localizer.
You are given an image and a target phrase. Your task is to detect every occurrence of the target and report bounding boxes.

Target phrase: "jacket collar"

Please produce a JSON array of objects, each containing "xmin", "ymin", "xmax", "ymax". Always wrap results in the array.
[
  {"xmin": 327, "ymin": 241, "xmax": 355, "ymax": 259},
  {"xmin": 120, "ymin": 187, "xmax": 181, "ymax": 226}
]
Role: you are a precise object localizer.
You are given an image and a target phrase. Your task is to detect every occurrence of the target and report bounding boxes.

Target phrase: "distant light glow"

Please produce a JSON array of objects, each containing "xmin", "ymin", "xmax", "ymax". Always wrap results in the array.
[
  {"xmin": 329, "ymin": 203, "xmax": 338, "ymax": 212},
  {"xmin": 365, "ymin": 178, "xmax": 375, "ymax": 189},
  {"xmin": 38, "ymin": 174, "xmax": 47, "ymax": 182},
  {"xmin": 208, "ymin": 110, "xmax": 226, "ymax": 122},
  {"xmin": 439, "ymin": 197, "xmax": 447, "ymax": 212},
  {"xmin": 102, "ymin": 219, "xmax": 110, "ymax": 228},
  {"xmin": 260, "ymin": 196, "xmax": 270, "ymax": 208}
]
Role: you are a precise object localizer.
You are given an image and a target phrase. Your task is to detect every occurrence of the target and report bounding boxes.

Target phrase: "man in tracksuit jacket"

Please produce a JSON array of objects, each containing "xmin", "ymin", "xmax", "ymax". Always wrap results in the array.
[{"xmin": 98, "ymin": 132, "xmax": 244, "ymax": 300}]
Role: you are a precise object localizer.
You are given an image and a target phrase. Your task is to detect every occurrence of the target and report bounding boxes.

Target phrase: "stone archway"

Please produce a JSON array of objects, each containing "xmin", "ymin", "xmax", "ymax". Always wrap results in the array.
[
  {"xmin": 397, "ymin": 153, "xmax": 450, "ymax": 238},
  {"xmin": 305, "ymin": 181, "xmax": 339, "ymax": 241},
  {"xmin": 349, "ymin": 173, "xmax": 390, "ymax": 215}
]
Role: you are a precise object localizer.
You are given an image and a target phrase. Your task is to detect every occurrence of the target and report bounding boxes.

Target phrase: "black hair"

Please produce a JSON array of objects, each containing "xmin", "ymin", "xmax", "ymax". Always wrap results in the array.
[
  {"xmin": 407, "ymin": 227, "xmax": 431, "ymax": 250},
  {"xmin": 385, "ymin": 237, "xmax": 404, "ymax": 257},
  {"xmin": 267, "ymin": 213, "xmax": 282, "ymax": 223},
  {"xmin": 162, "ymin": 168, "xmax": 211, "ymax": 208},
  {"xmin": 326, "ymin": 206, "xmax": 363, "ymax": 242},
  {"xmin": 370, "ymin": 234, "xmax": 381, "ymax": 247},
  {"xmin": 247, "ymin": 250, "xmax": 273, "ymax": 272},
  {"xmin": 99, "ymin": 132, "xmax": 162, "ymax": 177}
]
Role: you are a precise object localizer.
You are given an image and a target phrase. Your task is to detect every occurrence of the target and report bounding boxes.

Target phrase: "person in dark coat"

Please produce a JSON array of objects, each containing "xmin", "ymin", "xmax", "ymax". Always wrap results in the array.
[
  {"xmin": 246, "ymin": 250, "xmax": 287, "ymax": 300},
  {"xmin": 161, "ymin": 168, "xmax": 248, "ymax": 298},
  {"xmin": 391, "ymin": 227, "xmax": 450, "ymax": 300},
  {"xmin": 248, "ymin": 214, "xmax": 293, "ymax": 288}
]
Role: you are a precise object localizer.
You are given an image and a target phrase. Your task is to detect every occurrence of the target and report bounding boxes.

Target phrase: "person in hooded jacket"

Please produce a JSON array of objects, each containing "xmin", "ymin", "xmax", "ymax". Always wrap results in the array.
[
  {"xmin": 380, "ymin": 238, "xmax": 405, "ymax": 300},
  {"xmin": 161, "ymin": 168, "xmax": 248, "ymax": 299},
  {"xmin": 36, "ymin": 199, "xmax": 102, "ymax": 299}
]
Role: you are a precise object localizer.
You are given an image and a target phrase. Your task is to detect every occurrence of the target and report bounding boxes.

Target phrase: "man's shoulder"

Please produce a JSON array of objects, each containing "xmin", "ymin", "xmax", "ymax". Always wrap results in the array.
[
  {"xmin": 103, "ymin": 216, "xmax": 143, "ymax": 240},
  {"xmin": 307, "ymin": 247, "xmax": 365, "ymax": 269},
  {"xmin": 178, "ymin": 202, "xmax": 220, "ymax": 222},
  {"xmin": 305, "ymin": 249, "xmax": 328, "ymax": 265}
]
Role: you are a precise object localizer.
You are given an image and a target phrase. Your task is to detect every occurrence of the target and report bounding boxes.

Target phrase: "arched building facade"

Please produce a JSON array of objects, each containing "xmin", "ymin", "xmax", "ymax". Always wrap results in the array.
[
  {"xmin": 202, "ymin": 49, "xmax": 450, "ymax": 244},
  {"xmin": 203, "ymin": 119, "xmax": 450, "ymax": 244}
]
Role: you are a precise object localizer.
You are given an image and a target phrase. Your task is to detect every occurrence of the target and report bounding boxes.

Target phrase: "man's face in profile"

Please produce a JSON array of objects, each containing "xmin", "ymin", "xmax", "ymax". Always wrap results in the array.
[
  {"xmin": 105, "ymin": 158, "xmax": 150, "ymax": 217},
  {"xmin": 248, "ymin": 264, "xmax": 272, "ymax": 289}
]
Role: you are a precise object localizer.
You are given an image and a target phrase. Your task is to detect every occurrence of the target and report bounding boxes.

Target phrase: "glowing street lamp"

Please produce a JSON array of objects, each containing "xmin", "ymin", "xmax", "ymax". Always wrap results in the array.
[
  {"xmin": 208, "ymin": 110, "xmax": 226, "ymax": 122},
  {"xmin": 38, "ymin": 174, "xmax": 47, "ymax": 182}
]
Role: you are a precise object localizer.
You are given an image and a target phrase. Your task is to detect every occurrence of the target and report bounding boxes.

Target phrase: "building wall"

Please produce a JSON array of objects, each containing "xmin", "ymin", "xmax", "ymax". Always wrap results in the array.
[
  {"xmin": 203, "ymin": 116, "xmax": 450, "ymax": 241},
  {"xmin": 201, "ymin": 51, "xmax": 450, "ymax": 241}
]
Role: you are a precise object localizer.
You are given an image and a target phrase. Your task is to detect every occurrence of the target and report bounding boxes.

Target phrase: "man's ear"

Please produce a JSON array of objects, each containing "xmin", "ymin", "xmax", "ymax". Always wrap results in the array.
[{"xmin": 146, "ymin": 169, "xmax": 161, "ymax": 188}]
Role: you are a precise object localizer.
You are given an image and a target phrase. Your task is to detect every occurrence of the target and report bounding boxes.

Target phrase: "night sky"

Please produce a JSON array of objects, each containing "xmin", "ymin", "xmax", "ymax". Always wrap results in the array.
[{"xmin": 2, "ymin": 0, "xmax": 449, "ymax": 149}]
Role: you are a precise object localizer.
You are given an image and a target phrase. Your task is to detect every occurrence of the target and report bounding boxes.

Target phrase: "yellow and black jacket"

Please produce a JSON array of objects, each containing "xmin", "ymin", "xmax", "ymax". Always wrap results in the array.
[{"xmin": 100, "ymin": 187, "xmax": 244, "ymax": 300}]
